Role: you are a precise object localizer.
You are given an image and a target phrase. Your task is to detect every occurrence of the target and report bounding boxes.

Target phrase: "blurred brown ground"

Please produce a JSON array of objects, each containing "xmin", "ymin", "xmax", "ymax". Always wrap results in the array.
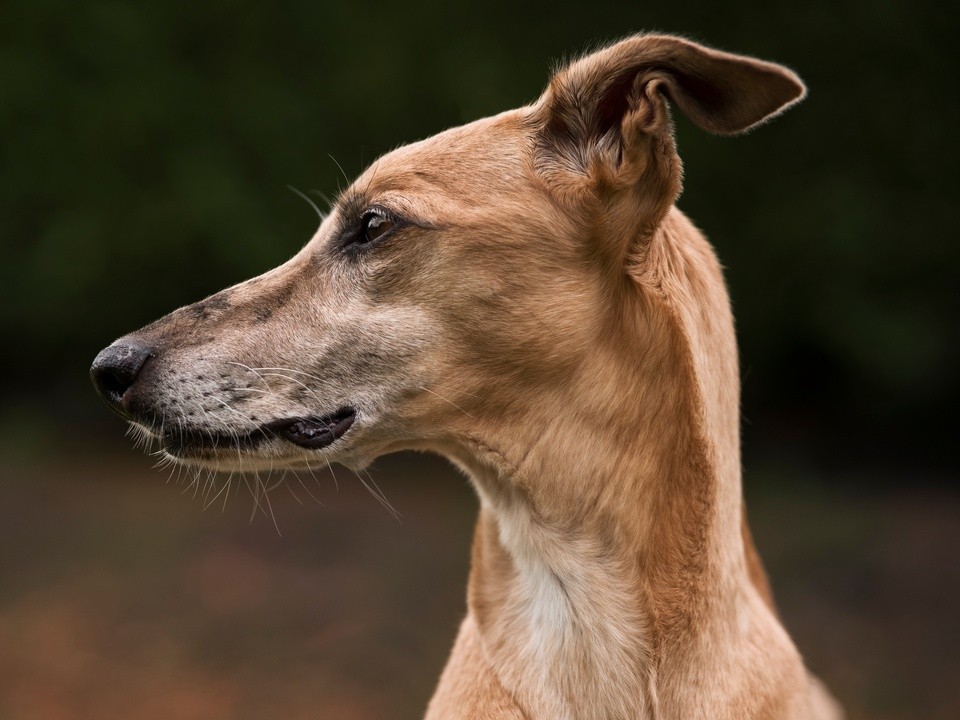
[{"xmin": 0, "ymin": 439, "xmax": 957, "ymax": 720}]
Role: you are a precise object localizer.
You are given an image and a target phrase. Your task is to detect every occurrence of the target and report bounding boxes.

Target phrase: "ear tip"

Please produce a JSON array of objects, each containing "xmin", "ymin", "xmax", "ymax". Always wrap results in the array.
[
  {"xmin": 715, "ymin": 61, "xmax": 807, "ymax": 136},
  {"xmin": 780, "ymin": 65, "xmax": 809, "ymax": 103},
  {"xmin": 764, "ymin": 65, "xmax": 808, "ymax": 125}
]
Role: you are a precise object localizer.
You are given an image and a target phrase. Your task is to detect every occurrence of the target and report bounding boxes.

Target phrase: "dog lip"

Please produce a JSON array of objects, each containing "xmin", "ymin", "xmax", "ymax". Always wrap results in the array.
[
  {"xmin": 268, "ymin": 407, "xmax": 357, "ymax": 450},
  {"xmin": 160, "ymin": 407, "xmax": 356, "ymax": 458},
  {"xmin": 162, "ymin": 425, "xmax": 263, "ymax": 458}
]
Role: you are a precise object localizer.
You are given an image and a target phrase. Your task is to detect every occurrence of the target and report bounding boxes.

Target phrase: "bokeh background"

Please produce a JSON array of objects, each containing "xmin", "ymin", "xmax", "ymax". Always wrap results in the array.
[{"xmin": 1, "ymin": 1, "xmax": 957, "ymax": 718}]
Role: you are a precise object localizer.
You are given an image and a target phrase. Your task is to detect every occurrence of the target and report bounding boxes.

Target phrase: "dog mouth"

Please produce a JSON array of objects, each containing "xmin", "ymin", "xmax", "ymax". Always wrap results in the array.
[
  {"xmin": 268, "ymin": 408, "xmax": 357, "ymax": 449},
  {"xmin": 161, "ymin": 406, "xmax": 357, "ymax": 458}
]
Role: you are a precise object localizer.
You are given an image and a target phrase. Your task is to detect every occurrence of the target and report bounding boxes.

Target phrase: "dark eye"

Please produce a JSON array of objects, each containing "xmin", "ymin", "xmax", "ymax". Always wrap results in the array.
[{"xmin": 358, "ymin": 208, "xmax": 395, "ymax": 245}]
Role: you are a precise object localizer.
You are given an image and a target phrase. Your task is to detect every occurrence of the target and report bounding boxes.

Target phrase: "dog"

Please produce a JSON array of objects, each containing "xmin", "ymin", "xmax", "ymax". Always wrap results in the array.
[{"xmin": 92, "ymin": 33, "xmax": 842, "ymax": 719}]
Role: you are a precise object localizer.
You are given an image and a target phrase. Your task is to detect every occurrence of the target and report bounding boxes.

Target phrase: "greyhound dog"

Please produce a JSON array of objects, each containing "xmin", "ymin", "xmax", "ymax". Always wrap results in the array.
[{"xmin": 92, "ymin": 34, "xmax": 842, "ymax": 719}]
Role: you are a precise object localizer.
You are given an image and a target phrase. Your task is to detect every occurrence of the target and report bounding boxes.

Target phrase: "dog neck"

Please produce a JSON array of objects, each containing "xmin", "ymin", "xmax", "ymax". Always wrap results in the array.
[{"xmin": 442, "ymin": 210, "xmax": 767, "ymax": 719}]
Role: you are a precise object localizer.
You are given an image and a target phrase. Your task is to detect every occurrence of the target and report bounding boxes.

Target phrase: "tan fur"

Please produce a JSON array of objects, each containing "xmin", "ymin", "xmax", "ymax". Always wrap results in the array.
[{"xmin": 98, "ymin": 34, "xmax": 842, "ymax": 719}]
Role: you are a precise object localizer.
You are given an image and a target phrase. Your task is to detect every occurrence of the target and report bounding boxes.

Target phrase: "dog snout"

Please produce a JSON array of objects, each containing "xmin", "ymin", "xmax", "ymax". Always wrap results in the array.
[{"xmin": 90, "ymin": 340, "xmax": 156, "ymax": 415}]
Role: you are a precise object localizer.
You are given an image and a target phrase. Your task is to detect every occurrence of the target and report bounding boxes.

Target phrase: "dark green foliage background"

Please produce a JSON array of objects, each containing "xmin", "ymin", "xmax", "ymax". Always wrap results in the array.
[{"xmin": 1, "ymin": 0, "xmax": 956, "ymax": 473}]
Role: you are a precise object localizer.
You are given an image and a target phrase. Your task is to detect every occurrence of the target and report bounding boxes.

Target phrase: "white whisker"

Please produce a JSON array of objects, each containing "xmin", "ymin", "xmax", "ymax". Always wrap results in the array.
[
  {"xmin": 354, "ymin": 467, "xmax": 400, "ymax": 521},
  {"xmin": 287, "ymin": 184, "xmax": 326, "ymax": 224},
  {"xmin": 420, "ymin": 385, "xmax": 476, "ymax": 419}
]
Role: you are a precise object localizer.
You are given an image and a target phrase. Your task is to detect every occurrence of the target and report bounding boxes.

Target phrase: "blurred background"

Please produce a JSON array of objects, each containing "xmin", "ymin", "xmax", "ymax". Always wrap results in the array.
[{"xmin": 0, "ymin": 1, "xmax": 957, "ymax": 718}]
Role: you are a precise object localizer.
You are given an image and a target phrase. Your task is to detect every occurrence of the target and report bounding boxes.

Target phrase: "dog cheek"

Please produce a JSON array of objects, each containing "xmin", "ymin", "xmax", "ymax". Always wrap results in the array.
[{"xmin": 310, "ymin": 303, "xmax": 435, "ymax": 400}]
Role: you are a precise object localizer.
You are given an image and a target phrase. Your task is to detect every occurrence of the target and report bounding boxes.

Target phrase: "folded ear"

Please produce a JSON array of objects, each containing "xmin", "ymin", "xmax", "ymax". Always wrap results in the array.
[{"xmin": 533, "ymin": 34, "xmax": 805, "ymax": 256}]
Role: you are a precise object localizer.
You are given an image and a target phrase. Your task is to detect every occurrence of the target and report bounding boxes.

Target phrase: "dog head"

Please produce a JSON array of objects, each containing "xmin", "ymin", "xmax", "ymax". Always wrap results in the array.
[{"xmin": 91, "ymin": 34, "xmax": 804, "ymax": 473}]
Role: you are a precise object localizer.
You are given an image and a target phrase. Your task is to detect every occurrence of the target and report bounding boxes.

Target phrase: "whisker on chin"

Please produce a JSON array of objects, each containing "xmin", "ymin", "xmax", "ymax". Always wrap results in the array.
[
  {"xmin": 354, "ymin": 467, "xmax": 401, "ymax": 521},
  {"xmin": 291, "ymin": 464, "xmax": 326, "ymax": 507},
  {"xmin": 120, "ymin": 380, "xmax": 361, "ymax": 532}
]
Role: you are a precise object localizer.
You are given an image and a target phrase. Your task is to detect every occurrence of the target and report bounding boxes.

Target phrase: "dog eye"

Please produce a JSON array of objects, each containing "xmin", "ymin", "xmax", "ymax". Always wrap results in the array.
[{"xmin": 358, "ymin": 209, "xmax": 395, "ymax": 245}]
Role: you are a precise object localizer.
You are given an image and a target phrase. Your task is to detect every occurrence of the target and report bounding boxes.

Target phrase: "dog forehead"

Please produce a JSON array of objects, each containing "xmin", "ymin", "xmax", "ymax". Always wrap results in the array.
[{"xmin": 358, "ymin": 110, "xmax": 533, "ymax": 195}]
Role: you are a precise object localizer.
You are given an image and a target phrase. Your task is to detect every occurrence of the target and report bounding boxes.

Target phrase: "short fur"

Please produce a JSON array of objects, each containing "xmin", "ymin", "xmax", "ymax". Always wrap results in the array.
[{"xmin": 93, "ymin": 34, "xmax": 842, "ymax": 719}]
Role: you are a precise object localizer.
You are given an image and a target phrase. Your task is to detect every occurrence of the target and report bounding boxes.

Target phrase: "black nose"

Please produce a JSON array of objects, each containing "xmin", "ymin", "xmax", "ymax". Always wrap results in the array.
[{"xmin": 90, "ymin": 340, "xmax": 155, "ymax": 411}]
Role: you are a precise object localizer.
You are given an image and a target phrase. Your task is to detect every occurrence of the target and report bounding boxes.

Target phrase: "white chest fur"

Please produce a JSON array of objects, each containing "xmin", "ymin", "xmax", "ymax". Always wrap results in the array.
[{"xmin": 488, "ymin": 498, "xmax": 655, "ymax": 720}]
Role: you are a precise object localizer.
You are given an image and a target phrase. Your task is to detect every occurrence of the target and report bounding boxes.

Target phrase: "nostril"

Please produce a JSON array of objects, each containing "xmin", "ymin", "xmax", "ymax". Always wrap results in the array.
[
  {"xmin": 97, "ymin": 366, "xmax": 134, "ymax": 403},
  {"xmin": 90, "ymin": 341, "xmax": 156, "ymax": 409}
]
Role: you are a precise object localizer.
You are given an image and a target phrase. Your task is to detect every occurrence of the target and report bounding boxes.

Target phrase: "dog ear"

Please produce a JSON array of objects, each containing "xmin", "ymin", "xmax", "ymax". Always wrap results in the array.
[{"xmin": 533, "ymin": 34, "xmax": 805, "ymax": 254}]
